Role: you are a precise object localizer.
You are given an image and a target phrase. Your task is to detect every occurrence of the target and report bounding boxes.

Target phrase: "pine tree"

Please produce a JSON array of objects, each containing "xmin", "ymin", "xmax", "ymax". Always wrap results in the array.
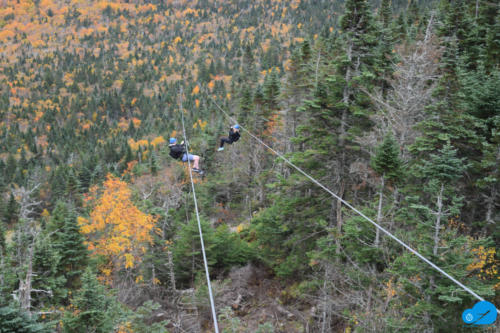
[
  {"xmin": 239, "ymin": 85, "xmax": 253, "ymax": 125},
  {"xmin": 150, "ymin": 150, "xmax": 159, "ymax": 176},
  {"xmin": 379, "ymin": 0, "xmax": 393, "ymax": 28},
  {"xmin": 242, "ymin": 42, "xmax": 257, "ymax": 85},
  {"xmin": 62, "ymin": 268, "xmax": 117, "ymax": 333},
  {"xmin": 372, "ymin": 133, "xmax": 402, "ymax": 183},
  {"xmin": 32, "ymin": 235, "xmax": 66, "ymax": 308},
  {"xmin": 371, "ymin": 133, "xmax": 402, "ymax": 247},
  {"xmin": 0, "ymin": 303, "xmax": 50, "ymax": 333},
  {"xmin": 125, "ymin": 301, "xmax": 169, "ymax": 333},
  {"xmin": 376, "ymin": 0, "xmax": 396, "ymax": 95},
  {"xmin": 46, "ymin": 202, "xmax": 88, "ymax": 290},
  {"xmin": 66, "ymin": 170, "xmax": 81, "ymax": 203},
  {"xmin": 407, "ymin": 0, "xmax": 420, "ymax": 28},
  {"xmin": 4, "ymin": 193, "xmax": 18, "ymax": 225},
  {"xmin": 282, "ymin": 43, "xmax": 315, "ymax": 151},
  {"xmin": 5, "ymin": 154, "xmax": 16, "ymax": 183},
  {"xmin": 263, "ymin": 69, "xmax": 280, "ymax": 111},
  {"xmin": 173, "ymin": 217, "xmax": 216, "ymax": 282},
  {"xmin": 486, "ymin": 10, "xmax": 500, "ymax": 67},
  {"xmin": 56, "ymin": 208, "xmax": 88, "ymax": 290},
  {"xmin": 340, "ymin": 0, "xmax": 378, "ymax": 70}
]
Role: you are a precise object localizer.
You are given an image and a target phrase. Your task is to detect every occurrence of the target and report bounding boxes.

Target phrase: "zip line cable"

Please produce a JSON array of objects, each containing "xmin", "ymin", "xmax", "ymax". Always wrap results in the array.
[
  {"xmin": 179, "ymin": 89, "xmax": 220, "ymax": 332},
  {"xmin": 208, "ymin": 96, "xmax": 499, "ymax": 314}
]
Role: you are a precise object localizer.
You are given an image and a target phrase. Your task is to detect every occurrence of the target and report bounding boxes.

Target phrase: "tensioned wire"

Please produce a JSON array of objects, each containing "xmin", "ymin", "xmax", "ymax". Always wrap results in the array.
[
  {"xmin": 179, "ymin": 89, "xmax": 220, "ymax": 332},
  {"xmin": 208, "ymin": 96, "xmax": 500, "ymax": 315}
]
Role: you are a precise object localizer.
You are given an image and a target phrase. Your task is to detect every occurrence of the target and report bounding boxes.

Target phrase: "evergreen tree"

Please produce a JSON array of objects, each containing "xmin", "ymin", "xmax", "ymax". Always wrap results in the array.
[
  {"xmin": 282, "ymin": 44, "xmax": 314, "ymax": 150},
  {"xmin": 32, "ymin": 236, "xmax": 66, "ymax": 308},
  {"xmin": 417, "ymin": 143, "xmax": 467, "ymax": 271},
  {"xmin": 372, "ymin": 133, "xmax": 402, "ymax": 182},
  {"xmin": 379, "ymin": 0, "xmax": 393, "ymax": 28},
  {"xmin": 4, "ymin": 193, "xmax": 18, "ymax": 225},
  {"xmin": 340, "ymin": 0, "xmax": 378, "ymax": 70},
  {"xmin": 407, "ymin": 0, "xmax": 420, "ymax": 27},
  {"xmin": 62, "ymin": 268, "xmax": 117, "ymax": 333},
  {"xmin": 238, "ymin": 85, "xmax": 253, "ymax": 125},
  {"xmin": 65, "ymin": 170, "xmax": 81, "ymax": 203},
  {"xmin": 149, "ymin": 150, "xmax": 159, "ymax": 176},
  {"xmin": 5, "ymin": 154, "xmax": 16, "ymax": 183},
  {"xmin": 262, "ymin": 69, "xmax": 280, "ymax": 111},
  {"xmin": 371, "ymin": 133, "xmax": 402, "ymax": 247},
  {"xmin": 56, "ymin": 207, "xmax": 88, "ymax": 290},
  {"xmin": 376, "ymin": 0, "xmax": 396, "ymax": 95},
  {"xmin": 0, "ymin": 303, "xmax": 50, "ymax": 333},
  {"xmin": 242, "ymin": 42, "xmax": 257, "ymax": 85},
  {"xmin": 125, "ymin": 301, "xmax": 169, "ymax": 333},
  {"xmin": 486, "ymin": 9, "xmax": 500, "ymax": 67},
  {"xmin": 45, "ymin": 202, "xmax": 88, "ymax": 290},
  {"xmin": 173, "ymin": 217, "xmax": 216, "ymax": 283}
]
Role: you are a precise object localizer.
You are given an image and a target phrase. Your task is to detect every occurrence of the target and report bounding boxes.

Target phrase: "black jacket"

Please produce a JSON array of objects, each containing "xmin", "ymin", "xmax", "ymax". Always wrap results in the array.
[
  {"xmin": 228, "ymin": 128, "xmax": 240, "ymax": 143},
  {"xmin": 169, "ymin": 144, "xmax": 185, "ymax": 160}
]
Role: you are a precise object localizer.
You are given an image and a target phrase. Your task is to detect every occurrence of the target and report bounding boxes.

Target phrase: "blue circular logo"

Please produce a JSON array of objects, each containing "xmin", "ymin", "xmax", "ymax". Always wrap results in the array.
[{"xmin": 462, "ymin": 309, "xmax": 475, "ymax": 324}]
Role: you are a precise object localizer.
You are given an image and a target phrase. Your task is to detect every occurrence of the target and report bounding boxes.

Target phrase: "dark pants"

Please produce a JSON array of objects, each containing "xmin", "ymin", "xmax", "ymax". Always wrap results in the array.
[{"xmin": 220, "ymin": 137, "xmax": 233, "ymax": 148}]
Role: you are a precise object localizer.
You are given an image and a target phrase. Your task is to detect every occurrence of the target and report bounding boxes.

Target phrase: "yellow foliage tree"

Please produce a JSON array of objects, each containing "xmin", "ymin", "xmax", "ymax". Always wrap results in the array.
[
  {"xmin": 79, "ymin": 174, "xmax": 156, "ymax": 280},
  {"xmin": 467, "ymin": 246, "xmax": 499, "ymax": 288}
]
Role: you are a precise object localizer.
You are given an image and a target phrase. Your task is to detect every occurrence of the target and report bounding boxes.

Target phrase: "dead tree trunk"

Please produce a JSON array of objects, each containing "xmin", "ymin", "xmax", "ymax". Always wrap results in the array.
[
  {"xmin": 485, "ymin": 146, "xmax": 499, "ymax": 225},
  {"xmin": 374, "ymin": 176, "xmax": 385, "ymax": 248},
  {"xmin": 167, "ymin": 250, "xmax": 176, "ymax": 291},
  {"xmin": 433, "ymin": 183, "xmax": 444, "ymax": 256},
  {"xmin": 335, "ymin": 183, "xmax": 345, "ymax": 258},
  {"xmin": 19, "ymin": 239, "xmax": 35, "ymax": 313},
  {"xmin": 320, "ymin": 264, "xmax": 333, "ymax": 333}
]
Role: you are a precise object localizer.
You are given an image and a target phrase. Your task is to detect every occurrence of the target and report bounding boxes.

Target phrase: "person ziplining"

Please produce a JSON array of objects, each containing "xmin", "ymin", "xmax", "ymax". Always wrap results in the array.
[
  {"xmin": 217, "ymin": 124, "xmax": 241, "ymax": 151},
  {"xmin": 168, "ymin": 137, "xmax": 204, "ymax": 174}
]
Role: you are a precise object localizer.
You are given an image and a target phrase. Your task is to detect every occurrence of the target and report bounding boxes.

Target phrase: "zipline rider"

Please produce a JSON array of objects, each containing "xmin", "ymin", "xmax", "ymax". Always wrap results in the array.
[{"xmin": 168, "ymin": 138, "xmax": 204, "ymax": 174}]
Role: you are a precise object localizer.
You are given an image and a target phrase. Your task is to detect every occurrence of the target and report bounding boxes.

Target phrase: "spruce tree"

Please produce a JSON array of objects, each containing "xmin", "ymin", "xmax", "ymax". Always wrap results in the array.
[
  {"xmin": 486, "ymin": 10, "xmax": 500, "ymax": 67},
  {"xmin": 5, "ymin": 154, "xmax": 16, "ymax": 183},
  {"xmin": 379, "ymin": 0, "xmax": 393, "ymax": 28},
  {"xmin": 56, "ymin": 208, "xmax": 88, "ymax": 290},
  {"xmin": 4, "ymin": 193, "xmax": 18, "ymax": 225},
  {"xmin": 62, "ymin": 268, "xmax": 117, "ymax": 333},
  {"xmin": 376, "ymin": 0, "xmax": 396, "ymax": 95},
  {"xmin": 238, "ymin": 85, "xmax": 253, "ymax": 125},
  {"xmin": 263, "ymin": 69, "xmax": 280, "ymax": 111},
  {"xmin": 150, "ymin": 150, "xmax": 159, "ymax": 176},
  {"xmin": 371, "ymin": 133, "xmax": 402, "ymax": 247},
  {"xmin": 372, "ymin": 133, "xmax": 402, "ymax": 183},
  {"xmin": 173, "ymin": 217, "xmax": 216, "ymax": 282},
  {"xmin": 0, "ymin": 303, "xmax": 50, "ymax": 333},
  {"xmin": 46, "ymin": 202, "xmax": 88, "ymax": 290},
  {"xmin": 242, "ymin": 42, "xmax": 257, "ymax": 85},
  {"xmin": 32, "ymin": 236, "xmax": 66, "ymax": 308}
]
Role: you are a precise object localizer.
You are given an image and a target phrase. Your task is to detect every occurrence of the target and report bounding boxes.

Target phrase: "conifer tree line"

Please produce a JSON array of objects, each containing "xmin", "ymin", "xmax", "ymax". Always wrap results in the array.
[{"xmin": 0, "ymin": 0, "xmax": 498, "ymax": 331}]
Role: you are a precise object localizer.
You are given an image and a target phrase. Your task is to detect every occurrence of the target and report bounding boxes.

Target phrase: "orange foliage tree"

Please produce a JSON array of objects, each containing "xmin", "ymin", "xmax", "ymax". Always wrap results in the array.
[{"xmin": 79, "ymin": 174, "xmax": 156, "ymax": 281}]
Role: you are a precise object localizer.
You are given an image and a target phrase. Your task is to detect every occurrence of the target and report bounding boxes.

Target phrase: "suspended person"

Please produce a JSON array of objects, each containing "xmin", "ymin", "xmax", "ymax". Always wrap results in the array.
[
  {"xmin": 168, "ymin": 138, "xmax": 204, "ymax": 174},
  {"xmin": 217, "ymin": 124, "xmax": 241, "ymax": 151}
]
